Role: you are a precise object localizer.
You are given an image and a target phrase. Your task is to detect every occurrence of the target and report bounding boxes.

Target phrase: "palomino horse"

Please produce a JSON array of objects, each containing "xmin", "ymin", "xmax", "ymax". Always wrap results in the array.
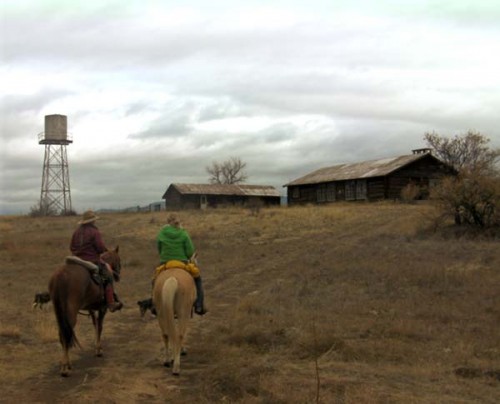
[
  {"xmin": 153, "ymin": 267, "xmax": 196, "ymax": 376},
  {"xmin": 48, "ymin": 247, "xmax": 121, "ymax": 377}
]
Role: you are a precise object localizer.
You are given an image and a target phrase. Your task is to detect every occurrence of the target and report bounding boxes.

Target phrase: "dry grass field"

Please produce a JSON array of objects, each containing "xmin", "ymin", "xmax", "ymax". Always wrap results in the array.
[{"xmin": 0, "ymin": 202, "xmax": 499, "ymax": 403}]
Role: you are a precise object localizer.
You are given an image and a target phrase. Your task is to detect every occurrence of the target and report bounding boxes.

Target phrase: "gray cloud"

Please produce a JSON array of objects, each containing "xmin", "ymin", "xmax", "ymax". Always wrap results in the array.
[{"xmin": 1, "ymin": 1, "xmax": 499, "ymax": 214}]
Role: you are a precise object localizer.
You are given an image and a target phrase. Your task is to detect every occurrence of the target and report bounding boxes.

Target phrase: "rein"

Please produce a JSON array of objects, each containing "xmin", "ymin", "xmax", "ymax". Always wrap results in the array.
[{"xmin": 99, "ymin": 250, "xmax": 121, "ymax": 281}]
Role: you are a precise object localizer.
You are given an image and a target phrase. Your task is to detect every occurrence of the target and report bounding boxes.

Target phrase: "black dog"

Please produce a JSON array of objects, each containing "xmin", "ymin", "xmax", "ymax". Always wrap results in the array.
[
  {"xmin": 137, "ymin": 298, "xmax": 156, "ymax": 317},
  {"xmin": 33, "ymin": 291, "xmax": 51, "ymax": 309}
]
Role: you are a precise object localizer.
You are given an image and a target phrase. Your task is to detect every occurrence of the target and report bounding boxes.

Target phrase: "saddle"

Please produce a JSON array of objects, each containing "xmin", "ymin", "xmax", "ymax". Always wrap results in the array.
[
  {"xmin": 154, "ymin": 260, "xmax": 200, "ymax": 279},
  {"xmin": 65, "ymin": 256, "xmax": 102, "ymax": 285}
]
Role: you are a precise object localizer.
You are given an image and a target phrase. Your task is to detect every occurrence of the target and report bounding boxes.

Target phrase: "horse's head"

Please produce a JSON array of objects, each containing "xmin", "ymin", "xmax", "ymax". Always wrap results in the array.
[{"xmin": 100, "ymin": 246, "xmax": 121, "ymax": 282}]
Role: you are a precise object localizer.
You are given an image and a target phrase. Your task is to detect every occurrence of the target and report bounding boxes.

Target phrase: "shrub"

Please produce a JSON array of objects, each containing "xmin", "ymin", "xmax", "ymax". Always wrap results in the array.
[
  {"xmin": 400, "ymin": 182, "xmax": 421, "ymax": 203},
  {"xmin": 28, "ymin": 201, "xmax": 76, "ymax": 217},
  {"xmin": 29, "ymin": 201, "xmax": 57, "ymax": 217},
  {"xmin": 431, "ymin": 172, "xmax": 500, "ymax": 227}
]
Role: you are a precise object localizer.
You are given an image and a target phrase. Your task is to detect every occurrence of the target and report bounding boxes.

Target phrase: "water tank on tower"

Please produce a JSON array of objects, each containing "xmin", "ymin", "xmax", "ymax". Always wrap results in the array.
[
  {"xmin": 39, "ymin": 114, "xmax": 72, "ymax": 144},
  {"xmin": 38, "ymin": 114, "xmax": 73, "ymax": 215}
]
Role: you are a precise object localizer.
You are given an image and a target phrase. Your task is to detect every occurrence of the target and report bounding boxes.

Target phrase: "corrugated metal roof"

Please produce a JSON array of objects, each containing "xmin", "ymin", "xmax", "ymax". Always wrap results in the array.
[
  {"xmin": 165, "ymin": 183, "xmax": 280, "ymax": 197},
  {"xmin": 285, "ymin": 153, "xmax": 435, "ymax": 186}
]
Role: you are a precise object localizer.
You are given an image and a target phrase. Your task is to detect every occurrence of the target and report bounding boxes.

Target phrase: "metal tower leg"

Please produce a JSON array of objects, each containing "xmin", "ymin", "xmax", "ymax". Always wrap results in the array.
[{"xmin": 39, "ymin": 144, "xmax": 72, "ymax": 215}]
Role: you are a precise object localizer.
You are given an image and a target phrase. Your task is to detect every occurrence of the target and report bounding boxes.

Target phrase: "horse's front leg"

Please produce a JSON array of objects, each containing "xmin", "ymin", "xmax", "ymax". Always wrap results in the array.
[{"xmin": 90, "ymin": 310, "xmax": 105, "ymax": 357}]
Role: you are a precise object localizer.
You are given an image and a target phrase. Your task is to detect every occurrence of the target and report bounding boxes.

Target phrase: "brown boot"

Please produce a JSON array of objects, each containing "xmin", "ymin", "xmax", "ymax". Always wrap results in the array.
[{"xmin": 105, "ymin": 285, "xmax": 122, "ymax": 312}]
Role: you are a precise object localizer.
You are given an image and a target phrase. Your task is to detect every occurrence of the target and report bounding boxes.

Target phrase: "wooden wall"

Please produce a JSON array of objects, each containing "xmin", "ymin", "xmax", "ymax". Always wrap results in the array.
[
  {"xmin": 164, "ymin": 188, "xmax": 280, "ymax": 209},
  {"xmin": 287, "ymin": 155, "xmax": 455, "ymax": 205}
]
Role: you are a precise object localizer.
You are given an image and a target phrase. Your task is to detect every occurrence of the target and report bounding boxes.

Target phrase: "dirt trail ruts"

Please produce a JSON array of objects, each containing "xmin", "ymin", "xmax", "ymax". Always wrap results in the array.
[
  {"xmin": 3, "ymin": 302, "xmax": 213, "ymax": 403},
  {"xmin": 4, "ymin": 252, "xmax": 266, "ymax": 403}
]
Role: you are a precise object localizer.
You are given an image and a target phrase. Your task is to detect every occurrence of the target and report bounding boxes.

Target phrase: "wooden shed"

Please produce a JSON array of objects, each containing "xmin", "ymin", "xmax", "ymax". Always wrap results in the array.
[
  {"xmin": 162, "ymin": 183, "xmax": 281, "ymax": 209},
  {"xmin": 284, "ymin": 149, "xmax": 456, "ymax": 205}
]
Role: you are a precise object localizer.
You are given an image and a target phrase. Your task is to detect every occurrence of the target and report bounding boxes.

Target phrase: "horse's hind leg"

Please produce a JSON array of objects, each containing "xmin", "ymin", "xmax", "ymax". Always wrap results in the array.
[
  {"xmin": 59, "ymin": 320, "xmax": 75, "ymax": 376},
  {"xmin": 161, "ymin": 334, "xmax": 173, "ymax": 368},
  {"xmin": 60, "ymin": 346, "xmax": 71, "ymax": 377},
  {"xmin": 172, "ymin": 341, "xmax": 182, "ymax": 376},
  {"xmin": 172, "ymin": 311, "xmax": 190, "ymax": 376},
  {"xmin": 58, "ymin": 308, "xmax": 78, "ymax": 377}
]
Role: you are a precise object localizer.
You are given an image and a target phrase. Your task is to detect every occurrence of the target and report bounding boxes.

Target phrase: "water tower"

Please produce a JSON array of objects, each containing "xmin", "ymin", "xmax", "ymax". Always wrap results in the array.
[{"xmin": 38, "ymin": 114, "xmax": 73, "ymax": 215}]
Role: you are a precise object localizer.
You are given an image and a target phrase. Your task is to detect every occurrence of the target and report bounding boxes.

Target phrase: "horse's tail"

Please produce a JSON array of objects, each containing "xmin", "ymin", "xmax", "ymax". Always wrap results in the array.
[
  {"xmin": 49, "ymin": 270, "xmax": 80, "ymax": 349},
  {"xmin": 161, "ymin": 277, "xmax": 179, "ymax": 346}
]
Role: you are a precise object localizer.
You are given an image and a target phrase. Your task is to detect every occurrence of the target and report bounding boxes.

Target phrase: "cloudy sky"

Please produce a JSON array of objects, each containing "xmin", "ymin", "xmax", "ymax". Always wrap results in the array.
[{"xmin": 1, "ymin": 0, "xmax": 499, "ymax": 214}]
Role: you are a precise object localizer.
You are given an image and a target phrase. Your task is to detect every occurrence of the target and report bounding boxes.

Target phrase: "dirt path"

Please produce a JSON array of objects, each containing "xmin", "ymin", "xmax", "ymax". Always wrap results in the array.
[
  {"xmin": 1, "ymin": 240, "xmax": 267, "ymax": 403},
  {"xmin": 5, "ymin": 265, "xmax": 250, "ymax": 404},
  {"xmin": 7, "ymin": 305, "xmax": 209, "ymax": 403}
]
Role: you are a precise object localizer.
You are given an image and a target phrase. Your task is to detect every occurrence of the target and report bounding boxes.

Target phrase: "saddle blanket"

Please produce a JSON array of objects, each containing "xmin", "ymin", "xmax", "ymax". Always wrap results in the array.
[
  {"xmin": 154, "ymin": 260, "xmax": 200, "ymax": 279},
  {"xmin": 65, "ymin": 256, "xmax": 102, "ymax": 284},
  {"xmin": 65, "ymin": 256, "xmax": 99, "ymax": 270}
]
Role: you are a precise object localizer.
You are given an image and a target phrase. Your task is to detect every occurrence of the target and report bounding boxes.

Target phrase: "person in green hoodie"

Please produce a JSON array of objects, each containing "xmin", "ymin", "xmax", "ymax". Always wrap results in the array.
[{"xmin": 156, "ymin": 213, "xmax": 207, "ymax": 315}]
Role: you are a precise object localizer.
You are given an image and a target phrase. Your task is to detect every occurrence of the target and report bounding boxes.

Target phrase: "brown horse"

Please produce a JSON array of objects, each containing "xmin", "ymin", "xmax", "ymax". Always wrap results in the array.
[
  {"xmin": 48, "ymin": 247, "xmax": 121, "ymax": 377},
  {"xmin": 153, "ymin": 267, "xmax": 196, "ymax": 376}
]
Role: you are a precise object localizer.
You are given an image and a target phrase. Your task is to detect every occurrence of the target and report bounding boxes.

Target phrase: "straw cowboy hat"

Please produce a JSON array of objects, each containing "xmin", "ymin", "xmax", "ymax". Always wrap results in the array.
[{"xmin": 78, "ymin": 209, "xmax": 99, "ymax": 225}]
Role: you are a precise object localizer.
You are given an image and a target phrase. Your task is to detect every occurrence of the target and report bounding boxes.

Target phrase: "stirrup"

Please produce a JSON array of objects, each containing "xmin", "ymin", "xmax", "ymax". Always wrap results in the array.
[{"xmin": 108, "ymin": 301, "xmax": 123, "ymax": 313}]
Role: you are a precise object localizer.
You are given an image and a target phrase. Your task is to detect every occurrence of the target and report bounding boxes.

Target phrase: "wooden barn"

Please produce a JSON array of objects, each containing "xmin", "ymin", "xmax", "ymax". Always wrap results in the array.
[
  {"xmin": 162, "ymin": 183, "xmax": 281, "ymax": 209},
  {"xmin": 284, "ymin": 149, "xmax": 456, "ymax": 205}
]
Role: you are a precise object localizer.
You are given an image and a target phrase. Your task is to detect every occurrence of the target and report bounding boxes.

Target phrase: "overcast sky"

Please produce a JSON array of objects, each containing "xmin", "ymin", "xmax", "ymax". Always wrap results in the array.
[{"xmin": 1, "ymin": 0, "xmax": 499, "ymax": 214}]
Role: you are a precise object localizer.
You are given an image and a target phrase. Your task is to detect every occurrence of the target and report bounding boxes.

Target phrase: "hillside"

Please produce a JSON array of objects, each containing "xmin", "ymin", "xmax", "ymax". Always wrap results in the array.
[{"xmin": 0, "ymin": 202, "xmax": 499, "ymax": 403}]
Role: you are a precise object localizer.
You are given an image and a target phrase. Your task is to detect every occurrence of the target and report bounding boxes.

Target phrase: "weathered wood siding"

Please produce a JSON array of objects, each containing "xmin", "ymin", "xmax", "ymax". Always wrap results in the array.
[
  {"xmin": 287, "ymin": 154, "xmax": 455, "ymax": 205},
  {"xmin": 367, "ymin": 178, "xmax": 386, "ymax": 200},
  {"xmin": 386, "ymin": 155, "xmax": 454, "ymax": 199},
  {"xmin": 164, "ymin": 188, "xmax": 201, "ymax": 209},
  {"xmin": 165, "ymin": 189, "xmax": 280, "ymax": 209},
  {"xmin": 164, "ymin": 187, "xmax": 183, "ymax": 208}
]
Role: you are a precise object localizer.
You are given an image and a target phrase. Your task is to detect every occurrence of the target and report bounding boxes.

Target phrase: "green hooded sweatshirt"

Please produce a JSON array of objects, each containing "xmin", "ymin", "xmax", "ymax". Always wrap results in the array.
[{"xmin": 156, "ymin": 225, "xmax": 195, "ymax": 264}]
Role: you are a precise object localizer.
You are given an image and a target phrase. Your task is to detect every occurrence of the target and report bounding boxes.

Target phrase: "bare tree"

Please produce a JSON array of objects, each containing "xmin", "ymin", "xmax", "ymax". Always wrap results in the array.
[
  {"xmin": 206, "ymin": 157, "xmax": 248, "ymax": 184},
  {"xmin": 424, "ymin": 130, "xmax": 499, "ymax": 175},
  {"xmin": 206, "ymin": 161, "xmax": 223, "ymax": 184},
  {"xmin": 424, "ymin": 131, "xmax": 500, "ymax": 228}
]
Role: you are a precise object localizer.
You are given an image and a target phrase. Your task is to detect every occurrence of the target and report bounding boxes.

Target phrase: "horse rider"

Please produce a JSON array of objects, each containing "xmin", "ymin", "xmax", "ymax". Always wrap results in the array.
[
  {"xmin": 157, "ymin": 213, "xmax": 207, "ymax": 315},
  {"xmin": 70, "ymin": 210, "xmax": 122, "ymax": 312}
]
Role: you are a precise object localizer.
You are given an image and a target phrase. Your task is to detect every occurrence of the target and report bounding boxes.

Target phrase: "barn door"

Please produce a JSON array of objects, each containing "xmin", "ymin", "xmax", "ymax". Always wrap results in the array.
[
  {"xmin": 356, "ymin": 180, "xmax": 367, "ymax": 200},
  {"xmin": 200, "ymin": 195, "xmax": 208, "ymax": 210}
]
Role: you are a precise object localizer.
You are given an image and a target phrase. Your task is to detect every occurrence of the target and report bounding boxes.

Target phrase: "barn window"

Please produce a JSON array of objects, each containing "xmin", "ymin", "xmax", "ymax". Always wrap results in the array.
[
  {"xmin": 326, "ymin": 183, "xmax": 336, "ymax": 201},
  {"xmin": 356, "ymin": 180, "xmax": 367, "ymax": 200},
  {"xmin": 292, "ymin": 187, "xmax": 300, "ymax": 199},
  {"xmin": 345, "ymin": 181, "xmax": 356, "ymax": 200},
  {"xmin": 317, "ymin": 184, "xmax": 326, "ymax": 202}
]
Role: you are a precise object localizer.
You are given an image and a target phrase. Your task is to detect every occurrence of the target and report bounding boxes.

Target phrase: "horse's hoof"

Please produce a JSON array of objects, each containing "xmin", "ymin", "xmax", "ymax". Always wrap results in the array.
[
  {"xmin": 172, "ymin": 371, "xmax": 180, "ymax": 376},
  {"xmin": 181, "ymin": 348, "xmax": 187, "ymax": 356},
  {"xmin": 163, "ymin": 360, "xmax": 172, "ymax": 368}
]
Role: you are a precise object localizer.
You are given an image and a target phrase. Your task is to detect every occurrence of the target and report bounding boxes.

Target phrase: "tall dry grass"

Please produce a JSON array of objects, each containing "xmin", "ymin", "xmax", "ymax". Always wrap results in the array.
[{"xmin": 0, "ymin": 202, "xmax": 498, "ymax": 403}]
